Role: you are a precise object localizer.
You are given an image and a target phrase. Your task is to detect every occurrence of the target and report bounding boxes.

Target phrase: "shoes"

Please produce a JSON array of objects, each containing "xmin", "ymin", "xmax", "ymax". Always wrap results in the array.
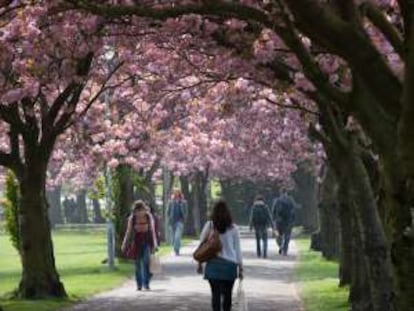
[
  {"xmin": 278, "ymin": 248, "xmax": 282, "ymax": 255},
  {"xmin": 144, "ymin": 286, "xmax": 150, "ymax": 290},
  {"xmin": 137, "ymin": 287, "xmax": 142, "ymax": 291}
]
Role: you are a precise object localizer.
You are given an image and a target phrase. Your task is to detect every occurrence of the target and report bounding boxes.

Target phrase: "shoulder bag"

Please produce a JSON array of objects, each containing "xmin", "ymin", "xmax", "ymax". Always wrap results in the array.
[{"xmin": 193, "ymin": 222, "xmax": 222, "ymax": 263}]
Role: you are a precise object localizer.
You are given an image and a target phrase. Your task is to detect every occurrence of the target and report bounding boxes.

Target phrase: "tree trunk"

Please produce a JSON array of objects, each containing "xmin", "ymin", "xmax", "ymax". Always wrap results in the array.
[
  {"xmin": 395, "ymin": 10, "xmax": 414, "ymax": 308},
  {"xmin": 180, "ymin": 176, "xmax": 195, "ymax": 236},
  {"xmin": 293, "ymin": 164, "xmax": 319, "ymax": 233},
  {"xmin": 46, "ymin": 186, "xmax": 63, "ymax": 227},
  {"xmin": 350, "ymin": 207, "xmax": 374, "ymax": 311},
  {"xmin": 337, "ymin": 182, "xmax": 353, "ymax": 287},
  {"xmin": 381, "ymin": 159, "xmax": 414, "ymax": 311},
  {"xmin": 92, "ymin": 199, "xmax": 105, "ymax": 224},
  {"xmin": 198, "ymin": 171, "xmax": 209, "ymax": 226},
  {"xmin": 191, "ymin": 177, "xmax": 202, "ymax": 236},
  {"xmin": 162, "ymin": 169, "xmax": 174, "ymax": 243},
  {"xmin": 16, "ymin": 162, "xmax": 66, "ymax": 298},
  {"xmin": 317, "ymin": 166, "xmax": 340, "ymax": 260},
  {"xmin": 113, "ymin": 164, "xmax": 134, "ymax": 258},
  {"xmin": 346, "ymin": 143, "xmax": 394, "ymax": 311},
  {"xmin": 76, "ymin": 189, "xmax": 88, "ymax": 224}
]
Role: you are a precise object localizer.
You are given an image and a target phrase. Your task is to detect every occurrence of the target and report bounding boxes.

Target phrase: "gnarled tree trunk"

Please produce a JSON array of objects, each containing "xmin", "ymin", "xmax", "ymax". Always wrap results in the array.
[
  {"xmin": 337, "ymin": 181, "xmax": 353, "ymax": 287},
  {"xmin": 17, "ymin": 159, "xmax": 66, "ymax": 298},
  {"xmin": 318, "ymin": 166, "xmax": 340, "ymax": 260},
  {"xmin": 350, "ymin": 207, "xmax": 373, "ymax": 311}
]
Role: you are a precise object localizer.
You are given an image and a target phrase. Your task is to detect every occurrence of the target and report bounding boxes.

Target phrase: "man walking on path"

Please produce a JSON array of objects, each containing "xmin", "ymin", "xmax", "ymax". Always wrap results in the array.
[
  {"xmin": 167, "ymin": 189, "xmax": 188, "ymax": 256},
  {"xmin": 249, "ymin": 195, "xmax": 273, "ymax": 258},
  {"xmin": 272, "ymin": 189, "xmax": 297, "ymax": 256}
]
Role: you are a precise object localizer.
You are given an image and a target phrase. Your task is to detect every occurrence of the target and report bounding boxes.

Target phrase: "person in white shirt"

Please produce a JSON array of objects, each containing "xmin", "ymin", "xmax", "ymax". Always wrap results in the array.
[{"xmin": 197, "ymin": 200, "xmax": 243, "ymax": 311}]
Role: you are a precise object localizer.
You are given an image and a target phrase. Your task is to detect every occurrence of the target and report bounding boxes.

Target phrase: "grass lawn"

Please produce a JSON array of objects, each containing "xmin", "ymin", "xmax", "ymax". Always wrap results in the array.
[
  {"xmin": 295, "ymin": 238, "xmax": 349, "ymax": 311},
  {"xmin": 0, "ymin": 229, "xmax": 174, "ymax": 311}
]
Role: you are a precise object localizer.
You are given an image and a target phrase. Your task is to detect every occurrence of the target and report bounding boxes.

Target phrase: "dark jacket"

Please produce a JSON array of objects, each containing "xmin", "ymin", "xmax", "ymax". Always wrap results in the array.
[{"xmin": 249, "ymin": 200, "xmax": 273, "ymax": 229}]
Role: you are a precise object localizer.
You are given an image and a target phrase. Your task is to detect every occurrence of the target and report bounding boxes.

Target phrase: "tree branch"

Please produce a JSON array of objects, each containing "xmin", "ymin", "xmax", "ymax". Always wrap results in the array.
[
  {"xmin": 283, "ymin": 0, "xmax": 402, "ymax": 119},
  {"xmin": 361, "ymin": 1, "xmax": 404, "ymax": 58},
  {"xmin": 64, "ymin": 0, "xmax": 272, "ymax": 26}
]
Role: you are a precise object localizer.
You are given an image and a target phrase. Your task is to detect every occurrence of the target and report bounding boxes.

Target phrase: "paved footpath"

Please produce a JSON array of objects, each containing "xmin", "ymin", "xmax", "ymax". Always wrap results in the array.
[{"xmin": 62, "ymin": 233, "xmax": 303, "ymax": 311}]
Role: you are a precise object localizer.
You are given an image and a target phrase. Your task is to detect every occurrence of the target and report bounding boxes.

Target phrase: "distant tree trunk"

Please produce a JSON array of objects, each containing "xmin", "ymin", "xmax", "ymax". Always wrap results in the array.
[
  {"xmin": 47, "ymin": 185, "xmax": 63, "ymax": 227},
  {"xmin": 318, "ymin": 167, "xmax": 340, "ymax": 260},
  {"xmin": 162, "ymin": 169, "xmax": 174, "ymax": 242},
  {"xmin": 181, "ymin": 176, "xmax": 195, "ymax": 236},
  {"xmin": 92, "ymin": 199, "xmax": 105, "ymax": 224},
  {"xmin": 113, "ymin": 164, "xmax": 134, "ymax": 258},
  {"xmin": 192, "ymin": 175, "xmax": 202, "ymax": 236},
  {"xmin": 76, "ymin": 189, "xmax": 88, "ymax": 224},
  {"xmin": 293, "ymin": 163, "xmax": 319, "ymax": 232},
  {"xmin": 198, "ymin": 171, "xmax": 209, "ymax": 226}
]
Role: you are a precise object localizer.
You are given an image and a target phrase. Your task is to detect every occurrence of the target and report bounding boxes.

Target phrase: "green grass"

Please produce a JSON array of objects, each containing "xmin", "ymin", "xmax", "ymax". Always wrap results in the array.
[
  {"xmin": 0, "ymin": 229, "xmax": 173, "ymax": 311},
  {"xmin": 295, "ymin": 238, "xmax": 349, "ymax": 311}
]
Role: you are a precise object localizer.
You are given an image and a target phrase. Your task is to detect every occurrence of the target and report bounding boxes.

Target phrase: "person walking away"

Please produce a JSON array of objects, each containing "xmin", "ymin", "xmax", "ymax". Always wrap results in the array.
[
  {"xmin": 167, "ymin": 190, "xmax": 188, "ymax": 256},
  {"xmin": 249, "ymin": 195, "xmax": 273, "ymax": 258},
  {"xmin": 121, "ymin": 200, "xmax": 158, "ymax": 290},
  {"xmin": 197, "ymin": 200, "xmax": 243, "ymax": 311},
  {"xmin": 272, "ymin": 190, "xmax": 297, "ymax": 255}
]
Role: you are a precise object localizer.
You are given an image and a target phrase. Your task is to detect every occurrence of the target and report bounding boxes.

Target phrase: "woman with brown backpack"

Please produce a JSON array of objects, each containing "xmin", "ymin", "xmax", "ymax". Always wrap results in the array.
[{"xmin": 121, "ymin": 200, "xmax": 158, "ymax": 291}]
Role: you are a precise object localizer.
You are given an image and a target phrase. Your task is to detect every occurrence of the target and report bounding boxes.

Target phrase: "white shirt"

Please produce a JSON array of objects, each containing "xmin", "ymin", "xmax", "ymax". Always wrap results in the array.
[{"xmin": 199, "ymin": 221, "xmax": 243, "ymax": 266}]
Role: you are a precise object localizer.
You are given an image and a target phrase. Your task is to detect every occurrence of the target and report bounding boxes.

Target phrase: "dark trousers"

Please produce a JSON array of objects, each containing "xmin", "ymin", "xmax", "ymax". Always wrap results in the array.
[
  {"xmin": 254, "ymin": 226, "xmax": 268, "ymax": 258},
  {"xmin": 277, "ymin": 225, "xmax": 292, "ymax": 255},
  {"xmin": 209, "ymin": 280, "xmax": 235, "ymax": 311}
]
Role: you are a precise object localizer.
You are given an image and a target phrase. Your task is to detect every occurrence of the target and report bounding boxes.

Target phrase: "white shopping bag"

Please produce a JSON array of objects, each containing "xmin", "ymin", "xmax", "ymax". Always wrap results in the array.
[
  {"xmin": 234, "ymin": 280, "xmax": 249, "ymax": 311},
  {"xmin": 150, "ymin": 254, "xmax": 162, "ymax": 274}
]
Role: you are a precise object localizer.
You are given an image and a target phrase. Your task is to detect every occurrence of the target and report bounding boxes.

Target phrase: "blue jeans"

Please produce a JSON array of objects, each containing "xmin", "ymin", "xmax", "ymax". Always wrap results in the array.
[
  {"xmin": 277, "ymin": 225, "xmax": 292, "ymax": 255},
  {"xmin": 135, "ymin": 243, "xmax": 150, "ymax": 289},
  {"xmin": 172, "ymin": 221, "xmax": 184, "ymax": 255},
  {"xmin": 254, "ymin": 226, "xmax": 268, "ymax": 258}
]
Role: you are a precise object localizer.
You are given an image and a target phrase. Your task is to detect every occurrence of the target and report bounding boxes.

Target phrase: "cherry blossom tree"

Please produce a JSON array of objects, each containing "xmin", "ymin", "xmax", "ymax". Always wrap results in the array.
[
  {"xmin": 61, "ymin": 1, "xmax": 414, "ymax": 310},
  {"xmin": 0, "ymin": 2, "xmax": 134, "ymax": 298}
]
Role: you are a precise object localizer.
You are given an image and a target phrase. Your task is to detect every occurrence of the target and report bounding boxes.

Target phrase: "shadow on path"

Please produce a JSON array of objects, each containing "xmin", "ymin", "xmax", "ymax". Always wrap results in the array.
[{"xmin": 62, "ymin": 237, "xmax": 303, "ymax": 311}]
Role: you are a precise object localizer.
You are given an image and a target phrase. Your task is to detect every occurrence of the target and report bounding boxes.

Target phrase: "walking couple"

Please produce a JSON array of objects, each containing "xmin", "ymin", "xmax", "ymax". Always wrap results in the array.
[{"xmin": 249, "ymin": 190, "xmax": 297, "ymax": 258}]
